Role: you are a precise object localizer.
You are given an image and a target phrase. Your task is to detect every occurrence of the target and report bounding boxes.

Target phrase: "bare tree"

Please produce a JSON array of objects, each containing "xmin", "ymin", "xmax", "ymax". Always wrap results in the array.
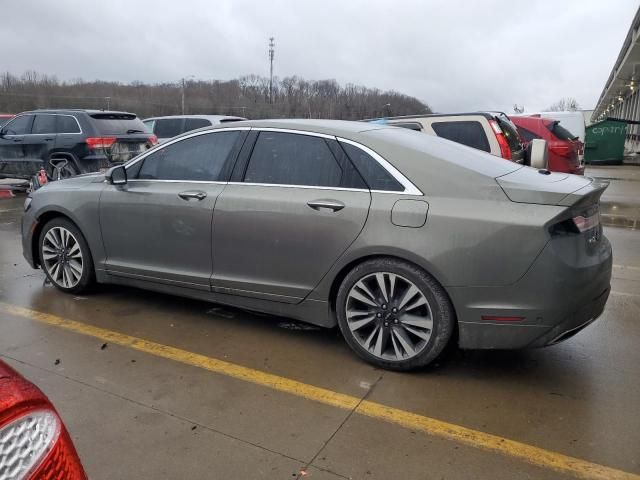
[
  {"xmin": 546, "ymin": 97, "xmax": 580, "ymax": 112},
  {"xmin": 0, "ymin": 71, "xmax": 430, "ymax": 120}
]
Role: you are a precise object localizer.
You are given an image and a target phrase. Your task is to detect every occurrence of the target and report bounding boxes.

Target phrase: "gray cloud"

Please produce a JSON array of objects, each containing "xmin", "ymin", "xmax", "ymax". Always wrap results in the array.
[{"xmin": 2, "ymin": 0, "xmax": 636, "ymax": 112}]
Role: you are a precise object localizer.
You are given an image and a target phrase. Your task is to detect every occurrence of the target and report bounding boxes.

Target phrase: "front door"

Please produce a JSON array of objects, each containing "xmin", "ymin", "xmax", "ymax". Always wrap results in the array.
[
  {"xmin": 0, "ymin": 114, "xmax": 35, "ymax": 178},
  {"xmin": 99, "ymin": 129, "xmax": 245, "ymax": 289},
  {"xmin": 212, "ymin": 130, "xmax": 371, "ymax": 303}
]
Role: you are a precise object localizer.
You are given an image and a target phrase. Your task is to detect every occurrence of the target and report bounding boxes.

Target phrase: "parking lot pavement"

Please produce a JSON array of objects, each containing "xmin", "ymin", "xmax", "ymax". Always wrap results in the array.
[{"xmin": 1, "ymin": 166, "xmax": 639, "ymax": 479}]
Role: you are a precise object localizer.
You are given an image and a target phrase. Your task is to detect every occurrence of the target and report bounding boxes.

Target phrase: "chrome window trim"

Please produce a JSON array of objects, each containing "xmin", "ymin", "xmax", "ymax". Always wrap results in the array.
[
  {"xmin": 252, "ymin": 127, "xmax": 335, "ymax": 140},
  {"xmin": 336, "ymin": 137, "xmax": 423, "ymax": 196},
  {"xmin": 227, "ymin": 181, "xmax": 369, "ymax": 193},
  {"xmin": 124, "ymin": 126, "xmax": 251, "ymax": 170},
  {"xmin": 127, "ymin": 179, "xmax": 227, "ymax": 185}
]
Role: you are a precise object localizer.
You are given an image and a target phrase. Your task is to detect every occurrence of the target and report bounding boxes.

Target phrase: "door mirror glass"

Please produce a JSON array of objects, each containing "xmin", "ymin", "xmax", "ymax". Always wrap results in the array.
[
  {"xmin": 106, "ymin": 165, "xmax": 127, "ymax": 185},
  {"xmin": 526, "ymin": 139, "xmax": 548, "ymax": 169}
]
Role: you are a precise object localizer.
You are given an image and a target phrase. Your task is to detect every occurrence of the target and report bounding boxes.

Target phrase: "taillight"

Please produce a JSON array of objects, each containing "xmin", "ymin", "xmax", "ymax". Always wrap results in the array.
[
  {"xmin": 489, "ymin": 120, "xmax": 512, "ymax": 160},
  {"xmin": 0, "ymin": 410, "xmax": 60, "ymax": 478},
  {"xmin": 148, "ymin": 135, "xmax": 158, "ymax": 146},
  {"xmin": 85, "ymin": 136, "xmax": 116, "ymax": 149},
  {"xmin": 549, "ymin": 144, "xmax": 571, "ymax": 157},
  {"xmin": 573, "ymin": 211, "xmax": 600, "ymax": 233}
]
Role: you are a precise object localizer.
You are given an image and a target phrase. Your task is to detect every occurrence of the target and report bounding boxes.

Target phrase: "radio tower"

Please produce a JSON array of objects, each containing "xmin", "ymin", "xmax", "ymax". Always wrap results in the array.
[{"xmin": 269, "ymin": 37, "xmax": 275, "ymax": 104}]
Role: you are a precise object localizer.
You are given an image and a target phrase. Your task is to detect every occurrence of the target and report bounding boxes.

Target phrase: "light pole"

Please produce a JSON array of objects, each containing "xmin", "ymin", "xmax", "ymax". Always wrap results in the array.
[
  {"xmin": 181, "ymin": 75, "xmax": 195, "ymax": 114},
  {"xmin": 269, "ymin": 37, "xmax": 275, "ymax": 104}
]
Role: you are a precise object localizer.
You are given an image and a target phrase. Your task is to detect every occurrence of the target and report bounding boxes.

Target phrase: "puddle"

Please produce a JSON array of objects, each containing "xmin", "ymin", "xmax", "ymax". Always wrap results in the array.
[{"xmin": 600, "ymin": 202, "xmax": 640, "ymax": 230}]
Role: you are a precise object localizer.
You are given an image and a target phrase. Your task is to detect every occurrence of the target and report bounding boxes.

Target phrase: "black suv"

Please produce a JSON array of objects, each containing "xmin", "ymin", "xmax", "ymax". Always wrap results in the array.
[{"xmin": 0, "ymin": 109, "xmax": 157, "ymax": 180}]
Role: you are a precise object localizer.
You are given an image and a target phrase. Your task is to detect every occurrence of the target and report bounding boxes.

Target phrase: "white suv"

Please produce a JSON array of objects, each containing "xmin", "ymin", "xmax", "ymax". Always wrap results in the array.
[{"xmin": 143, "ymin": 115, "xmax": 246, "ymax": 143}]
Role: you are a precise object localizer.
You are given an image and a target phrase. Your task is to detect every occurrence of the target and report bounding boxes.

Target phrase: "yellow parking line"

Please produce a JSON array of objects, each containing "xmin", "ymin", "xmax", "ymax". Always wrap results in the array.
[{"xmin": 1, "ymin": 301, "xmax": 638, "ymax": 480}]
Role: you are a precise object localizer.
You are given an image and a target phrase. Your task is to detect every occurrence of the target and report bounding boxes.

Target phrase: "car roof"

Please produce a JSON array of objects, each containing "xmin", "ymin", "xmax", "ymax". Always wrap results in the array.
[
  {"xmin": 365, "ymin": 112, "xmax": 497, "ymax": 122},
  {"xmin": 144, "ymin": 114, "xmax": 247, "ymax": 122},
  {"xmin": 21, "ymin": 109, "xmax": 136, "ymax": 116},
  {"xmin": 200, "ymin": 118, "xmax": 391, "ymax": 137}
]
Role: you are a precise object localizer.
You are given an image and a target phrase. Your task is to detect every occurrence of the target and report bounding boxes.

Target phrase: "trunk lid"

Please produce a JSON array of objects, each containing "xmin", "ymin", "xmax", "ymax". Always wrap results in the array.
[{"xmin": 496, "ymin": 166, "xmax": 608, "ymax": 206}]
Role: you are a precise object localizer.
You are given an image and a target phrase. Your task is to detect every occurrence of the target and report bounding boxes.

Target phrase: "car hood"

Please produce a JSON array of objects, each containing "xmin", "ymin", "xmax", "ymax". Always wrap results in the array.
[
  {"xmin": 496, "ymin": 167, "xmax": 608, "ymax": 206},
  {"xmin": 39, "ymin": 173, "xmax": 105, "ymax": 190}
]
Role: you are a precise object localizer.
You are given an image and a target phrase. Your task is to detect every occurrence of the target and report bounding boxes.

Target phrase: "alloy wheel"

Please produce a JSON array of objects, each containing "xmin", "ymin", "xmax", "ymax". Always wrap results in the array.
[
  {"xmin": 345, "ymin": 272, "xmax": 433, "ymax": 361},
  {"xmin": 41, "ymin": 226, "xmax": 84, "ymax": 288}
]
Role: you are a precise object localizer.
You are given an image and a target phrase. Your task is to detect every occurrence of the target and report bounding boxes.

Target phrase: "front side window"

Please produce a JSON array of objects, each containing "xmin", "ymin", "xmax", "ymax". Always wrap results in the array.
[
  {"xmin": 32, "ymin": 115, "xmax": 57, "ymax": 134},
  {"xmin": 244, "ymin": 132, "xmax": 343, "ymax": 187},
  {"xmin": 3, "ymin": 115, "xmax": 32, "ymax": 135},
  {"xmin": 137, "ymin": 131, "xmax": 240, "ymax": 181},
  {"xmin": 340, "ymin": 142, "xmax": 403, "ymax": 191},
  {"xmin": 56, "ymin": 115, "xmax": 81, "ymax": 134},
  {"xmin": 431, "ymin": 121, "xmax": 491, "ymax": 152}
]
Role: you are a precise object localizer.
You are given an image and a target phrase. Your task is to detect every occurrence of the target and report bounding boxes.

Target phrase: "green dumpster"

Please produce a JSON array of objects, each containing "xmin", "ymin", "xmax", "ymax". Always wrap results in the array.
[{"xmin": 584, "ymin": 119, "xmax": 627, "ymax": 165}]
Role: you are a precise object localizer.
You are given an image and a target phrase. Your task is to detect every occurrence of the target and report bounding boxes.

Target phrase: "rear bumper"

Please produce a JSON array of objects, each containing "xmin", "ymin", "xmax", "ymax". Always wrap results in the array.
[{"xmin": 450, "ymin": 234, "xmax": 612, "ymax": 349}]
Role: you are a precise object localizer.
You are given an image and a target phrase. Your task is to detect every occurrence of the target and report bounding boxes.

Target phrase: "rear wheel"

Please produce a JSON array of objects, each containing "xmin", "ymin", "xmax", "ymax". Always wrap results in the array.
[
  {"xmin": 336, "ymin": 258, "xmax": 455, "ymax": 371},
  {"xmin": 38, "ymin": 218, "xmax": 94, "ymax": 293}
]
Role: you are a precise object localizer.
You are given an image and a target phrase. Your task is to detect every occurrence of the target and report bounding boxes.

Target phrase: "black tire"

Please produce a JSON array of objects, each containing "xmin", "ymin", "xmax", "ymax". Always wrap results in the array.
[
  {"xmin": 38, "ymin": 217, "xmax": 94, "ymax": 294},
  {"xmin": 336, "ymin": 258, "xmax": 455, "ymax": 371}
]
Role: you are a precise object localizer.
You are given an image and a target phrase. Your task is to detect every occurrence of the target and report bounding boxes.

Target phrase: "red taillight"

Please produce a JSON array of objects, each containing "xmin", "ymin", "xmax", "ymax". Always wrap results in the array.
[
  {"xmin": 489, "ymin": 120, "xmax": 512, "ymax": 160},
  {"xmin": 85, "ymin": 136, "xmax": 116, "ymax": 149},
  {"xmin": 0, "ymin": 361, "xmax": 87, "ymax": 480},
  {"xmin": 148, "ymin": 135, "xmax": 158, "ymax": 146},
  {"xmin": 549, "ymin": 144, "xmax": 571, "ymax": 157}
]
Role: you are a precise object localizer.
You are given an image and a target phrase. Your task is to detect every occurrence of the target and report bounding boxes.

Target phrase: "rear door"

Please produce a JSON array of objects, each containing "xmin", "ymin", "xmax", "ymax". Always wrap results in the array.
[
  {"xmin": 211, "ymin": 130, "xmax": 371, "ymax": 303},
  {"xmin": 99, "ymin": 129, "xmax": 247, "ymax": 288},
  {"xmin": 0, "ymin": 114, "xmax": 36, "ymax": 178}
]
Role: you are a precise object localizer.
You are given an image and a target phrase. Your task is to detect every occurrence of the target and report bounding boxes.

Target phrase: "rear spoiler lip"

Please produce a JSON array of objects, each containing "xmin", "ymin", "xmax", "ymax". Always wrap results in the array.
[{"xmin": 557, "ymin": 177, "xmax": 609, "ymax": 207}]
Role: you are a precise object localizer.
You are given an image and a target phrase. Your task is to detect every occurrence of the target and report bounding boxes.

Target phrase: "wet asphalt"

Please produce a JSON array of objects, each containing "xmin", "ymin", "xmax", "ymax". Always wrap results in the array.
[{"xmin": 0, "ymin": 165, "xmax": 638, "ymax": 479}]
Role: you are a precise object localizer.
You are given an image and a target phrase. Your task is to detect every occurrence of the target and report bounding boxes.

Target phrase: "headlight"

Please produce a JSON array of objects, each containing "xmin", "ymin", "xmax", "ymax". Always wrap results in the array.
[{"xmin": 23, "ymin": 197, "xmax": 32, "ymax": 212}]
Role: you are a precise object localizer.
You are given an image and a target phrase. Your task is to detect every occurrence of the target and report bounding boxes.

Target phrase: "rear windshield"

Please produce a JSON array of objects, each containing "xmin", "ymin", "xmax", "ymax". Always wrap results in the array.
[
  {"xmin": 496, "ymin": 117, "xmax": 524, "ymax": 153},
  {"xmin": 547, "ymin": 121, "xmax": 578, "ymax": 141},
  {"xmin": 90, "ymin": 113, "xmax": 148, "ymax": 135}
]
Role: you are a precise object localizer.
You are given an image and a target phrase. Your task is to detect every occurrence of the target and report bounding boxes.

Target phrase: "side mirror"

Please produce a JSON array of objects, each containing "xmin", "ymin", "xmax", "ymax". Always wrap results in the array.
[
  {"xmin": 526, "ymin": 139, "xmax": 548, "ymax": 170},
  {"xmin": 106, "ymin": 164, "xmax": 127, "ymax": 185}
]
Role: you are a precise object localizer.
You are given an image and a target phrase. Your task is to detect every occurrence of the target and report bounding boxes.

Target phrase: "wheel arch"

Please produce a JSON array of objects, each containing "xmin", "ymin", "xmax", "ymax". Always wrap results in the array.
[{"xmin": 327, "ymin": 253, "xmax": 456, "ymax": 322}]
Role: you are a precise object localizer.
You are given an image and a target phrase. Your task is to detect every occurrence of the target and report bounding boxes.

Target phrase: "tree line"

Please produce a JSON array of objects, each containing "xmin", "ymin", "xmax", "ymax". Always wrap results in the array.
[{"xmin": 0, "ymin": 71, "xmax": 431, "ymax": 120}]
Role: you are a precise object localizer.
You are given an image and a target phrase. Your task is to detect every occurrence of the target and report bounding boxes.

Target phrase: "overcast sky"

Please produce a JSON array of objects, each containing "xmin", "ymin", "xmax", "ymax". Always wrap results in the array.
[{"xmin": 3, "ymin": 0, "xmax": 637, "ymax": 113}]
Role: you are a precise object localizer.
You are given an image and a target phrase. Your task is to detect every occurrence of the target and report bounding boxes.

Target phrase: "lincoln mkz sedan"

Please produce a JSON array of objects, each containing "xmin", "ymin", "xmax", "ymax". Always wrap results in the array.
[{"xmin": 21, "ymin": 120, "xmax": 612, "ymax": 370}]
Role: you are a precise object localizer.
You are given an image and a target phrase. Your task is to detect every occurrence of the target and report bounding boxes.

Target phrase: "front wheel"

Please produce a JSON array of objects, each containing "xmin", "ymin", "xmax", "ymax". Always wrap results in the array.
[
  {"xmin": 336, "ymin": 258, "xmax": 455, "ymax": 371},
  {"xmin": 38, "ymin": 218, "xmax": 94, "ymax": 293}
]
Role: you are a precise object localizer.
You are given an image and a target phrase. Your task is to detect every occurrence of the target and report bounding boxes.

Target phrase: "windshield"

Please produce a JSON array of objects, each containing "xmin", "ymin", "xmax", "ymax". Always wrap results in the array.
[{"xmin": 496, "ymin": 116, "xmax": 524, "ymax": 153}]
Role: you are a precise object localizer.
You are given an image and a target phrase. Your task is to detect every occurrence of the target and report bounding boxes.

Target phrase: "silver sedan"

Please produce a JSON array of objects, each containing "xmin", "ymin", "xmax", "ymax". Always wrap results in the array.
[{"xmin": 21, "ymin": 120, "xmax": 612, "ymax": 370}]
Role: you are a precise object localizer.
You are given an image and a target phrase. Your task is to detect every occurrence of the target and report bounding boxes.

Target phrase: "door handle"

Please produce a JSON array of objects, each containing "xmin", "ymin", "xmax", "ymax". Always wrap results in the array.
[
  {"xmin": 12, "ymin": 138, "xmax": 22, "ymax": 143},
  {"xmin": 44, "ymin": 138, "xmax": 54, "ymax": 142},
  {"xmin": 307, "ymin": 199, "xmax": 345, "ymax": 212},
  {"xmin": 178, "ymin": 190, "xmax": 207, "ymax": 201}
]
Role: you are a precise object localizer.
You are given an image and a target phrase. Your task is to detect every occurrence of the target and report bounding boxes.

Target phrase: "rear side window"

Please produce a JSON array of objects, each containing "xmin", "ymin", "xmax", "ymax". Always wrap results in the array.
[
  {"xmin": 32, "ymin": 115, "xmax": 57, "ymax": 134},
  {"xmin": 137, "ymin": 131, "xmax": 240, "ymax": 181},
  {"xmin": 517, "ymin": 127, "xmax": 540, "ymax": 142},
  {"xmin": 4, "ymin": 115, "xmax": 33, "ymax": 135},
  {"xmin": 548, "ymin": 122, "xmax": 578, "ymax": 141},
  {"xmin": 431, "ymin": 121, "xmax": 490, "ymax": 152},
  {"xmin": 184, "ymin": 118, "xmax": 211, "ymax": 131},
  {"xmin": 90, "ymin": 113, "xmax": 147, "ymax": 135},
  {"xmin": 153, "ymin": 118, "xmax": 184, "ymax": 138},
  {"xmin": 56, "ymin": 115, "xmax": 81, "ymax": 134},
  {"xmin": 340, "ymin": 142, "xmax": 403, "ymax": 191},
  {"xmin": 244, "ymin": 132, "xmax": 343, "ymax": 187}
]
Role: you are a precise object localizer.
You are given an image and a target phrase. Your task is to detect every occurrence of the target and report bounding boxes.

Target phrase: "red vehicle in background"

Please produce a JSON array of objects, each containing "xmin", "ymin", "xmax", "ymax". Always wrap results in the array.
[
  {"xmin": 511, "ymin": 115, "xmax": 584, "ymax": 175},
  {"xmin": 0, "ymin": 360, "xmax": 87, "ymax": 480}
]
